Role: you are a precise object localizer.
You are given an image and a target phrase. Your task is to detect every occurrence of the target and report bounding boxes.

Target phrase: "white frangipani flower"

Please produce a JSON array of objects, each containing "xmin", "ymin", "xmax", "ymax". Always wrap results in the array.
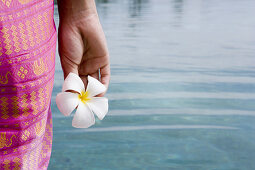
[{"xmin": 56, "ymin": 73, "xmax": 108, "ymax": 128}]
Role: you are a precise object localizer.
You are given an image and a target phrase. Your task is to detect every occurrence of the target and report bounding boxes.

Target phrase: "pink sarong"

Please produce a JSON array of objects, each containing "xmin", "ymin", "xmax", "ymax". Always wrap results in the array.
[{"xmin": 0, "ymin": 0, "xmax": 56, "ymax": 169}]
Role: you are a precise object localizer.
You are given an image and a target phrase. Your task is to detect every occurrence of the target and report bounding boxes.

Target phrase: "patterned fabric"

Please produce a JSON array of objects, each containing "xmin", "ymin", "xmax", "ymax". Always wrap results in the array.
[{"xmin": 0, "ymin": 0, "xmax": 56, "ymax": 169}]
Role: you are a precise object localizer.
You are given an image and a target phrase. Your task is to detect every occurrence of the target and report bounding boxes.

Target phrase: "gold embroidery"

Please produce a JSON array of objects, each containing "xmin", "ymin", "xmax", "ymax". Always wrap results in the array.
[
  {"xmin": 1, "ymin": 0, "xmax": 12, "ymax": 7},
  {"xmin": 25, "ymin": 146, "xmax": 40, "ymax": 168},
  {"xmin": 0, "ymin": 132, "xmax": 16, "ymax": 149},
  {"xmin": 21, "ymin": 94, "xmax": 29, "ymax": 117},
  {"xmin": 40, "ymin": 141, "xmax": 47, "ymax": 159},
  {"xmin": 35, "ymin": 119, "xmax": 45, "ymax": 137},
  {"xmin": 18, "ymin": 23, "xmax": 28, "ymax": 50},
  {"xmin": 11, "ymin": 96, "xmax": 19, "ymax": 118},
  {"xmin": 45, "ymin": 83, "xmax": 50, "ymax": 105},
  {"xmin": 0, "ymin": 97, "xmax": 9, "ymax": 119},
  {"xmin": 18, "ymin": 0, "xmax": 32, "ymax": 4},
  {"xmin": 0, "ymin": 9, "xmax": 53, "ymax": 59},
  {"xmin": 10, "ymin": 25, "xmax": 21, "ymax": 53},
  {"xmin": 1, "ymin": 27, "xmax": 12, "ymax": 55},
  {"xmin": 3, "ymin": 159, "xmax": 11, "ymax": 170},
  {"xmin": 38, "ymin": 88, "xmax": 44, "ymax": 109},
  {"xmin": 25, "ymin": 20, "xmax": 35, "ymax": 47},
  {"xmin": 33, "ymin": 58, "xmax": 47, "ymax": 76},
  {"xmin": 8, "ymin": 15, "xmax": 13, "ymax": 20},
  {"xmin": 32, "ymin": 17, "xmax": 41, "ymax": 44},
  {"xmin": 0, "ymin": 71, "xmax": 11, "ymax": 84},
  {"xmin": 13, "ymin": 157, "xmax": 21, "ymax": 170},
  {"xmin": 30, "ymin": 82, "xmax": 35, "ymax": 87},
  {"xmin": 0, "ymin": 42, "xmax": 2, "ymax": 56},
  {"xmin": 22, "ymin": 145, "xmax": 27, "ymax": 150},
  {"xmin": 30, "ymin": 91, "xmax": 38, "ymax": 115},
  {"xmin": 43, "ymin": 11, "xmax": 50, "ymax": 39},
  {"xmin": 17, "ymin": 66, "xmax": 28, "ymax": 79},
  {"xmin": 21, "ymin": 130, "xmax": 30, "ymax": 141},
  {"xmin": 50, "ymin": 50, "xmax": 55, "ymax": 63},
  {"xmin": 38, "ymin": 15, "xmax": 46, "ymax": 41}
]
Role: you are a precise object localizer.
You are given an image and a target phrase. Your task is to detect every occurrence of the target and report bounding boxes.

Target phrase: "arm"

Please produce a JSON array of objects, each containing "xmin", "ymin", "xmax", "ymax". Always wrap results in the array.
[{"xmin": 57, "ymin": 0, "xmax": 110, "ymax": 96}]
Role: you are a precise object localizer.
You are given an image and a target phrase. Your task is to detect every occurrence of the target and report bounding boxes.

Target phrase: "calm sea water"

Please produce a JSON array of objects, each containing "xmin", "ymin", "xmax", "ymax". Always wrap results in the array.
[{"xmin": 49, "ymin": 0, "xmax": 255, "ymax": 169}]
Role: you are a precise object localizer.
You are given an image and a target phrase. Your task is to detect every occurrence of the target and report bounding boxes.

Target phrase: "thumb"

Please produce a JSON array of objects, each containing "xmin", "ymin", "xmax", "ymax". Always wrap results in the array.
[
  {"xmin": 60, "ymin": 55, "xmax": 89, "ymax": 90},
  {"xmin": 60, "ymin": 54, "xmax": 79, "ymax": 80}
]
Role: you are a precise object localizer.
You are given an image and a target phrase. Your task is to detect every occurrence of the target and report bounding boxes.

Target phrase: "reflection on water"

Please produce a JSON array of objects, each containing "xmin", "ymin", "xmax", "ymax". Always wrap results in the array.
[
  {"xmin": 49, "ymin": 0, "xmax": 255, "ymax": 169},
  {"xmin": 128, "ymin": 0, "xmax": 148, "ymax": 18}
]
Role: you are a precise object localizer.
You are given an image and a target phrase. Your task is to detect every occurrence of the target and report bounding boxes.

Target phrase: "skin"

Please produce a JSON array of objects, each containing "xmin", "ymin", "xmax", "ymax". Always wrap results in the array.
[{"xmin": 57, "ymin": 0, "xmax": 110, "ymax": 96}]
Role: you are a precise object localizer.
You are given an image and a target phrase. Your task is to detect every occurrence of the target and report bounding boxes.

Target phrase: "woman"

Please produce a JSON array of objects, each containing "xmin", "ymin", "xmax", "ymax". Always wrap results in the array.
[{"xmin": 0, "ymin": 0, "xmax": 110, "ymax": 169}]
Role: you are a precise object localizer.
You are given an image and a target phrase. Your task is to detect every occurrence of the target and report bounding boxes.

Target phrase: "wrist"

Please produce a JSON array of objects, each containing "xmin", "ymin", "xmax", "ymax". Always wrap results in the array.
[{"xmin": 57, "ymin": 0, "xmax": 98, "ymax": 23}]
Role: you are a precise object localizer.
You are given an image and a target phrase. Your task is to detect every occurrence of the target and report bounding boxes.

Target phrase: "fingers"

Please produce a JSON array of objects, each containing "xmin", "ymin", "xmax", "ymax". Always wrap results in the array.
[
  {"xmin": 79, "ymin": 55, "xmax": 108, "ymax": 74},
  {"xmin": 79, "ymin": 70, "xmax": 99, "ymax": 91},
  {"xmin": 79, "ymin": 75, "xmax": 88, "ymax": 90},
  {"xmin": 84, "ymin": 68, "xmax": 109, "ymax": 97},
  {"xmin": 60, "ymin": 55, "xmax": 79, "ymax": 80},
  {"xmin": 97, "ymin": 64, "xmax": 110, "ymax": 97},
  {"xmin": 62, "ymin": 64, "xmax": 110, "ymax": 97},
  {"xmin": 90, "ymin": 70, "xmax": 99, "ymax": 80}
]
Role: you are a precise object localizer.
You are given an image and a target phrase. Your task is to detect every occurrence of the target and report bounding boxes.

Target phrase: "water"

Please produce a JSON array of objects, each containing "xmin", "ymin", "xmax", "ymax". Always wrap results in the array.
[{"xmin": 49, "ymin": 0, "xmax": 255, "ymax": 169}]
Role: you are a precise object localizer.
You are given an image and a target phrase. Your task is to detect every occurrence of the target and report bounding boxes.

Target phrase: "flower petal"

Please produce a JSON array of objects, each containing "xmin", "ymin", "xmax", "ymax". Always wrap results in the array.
[
  {"xmin": 56, "ymin": 92, "xmax": 79, "ymax": 116},
  {"xmin": 87, "ymin": 97, "xmax": 108, "ymax": 120},
  {"xmin": 72, "ymin": 102, "xmax": 95, "ymax": 128},
  {"xmin": 62, "ymin": 72, "xmax": 85, "ymax": 93},
  {"xmin": 86, "ymin": 75, "xmax": 106, "ymax": 97}
]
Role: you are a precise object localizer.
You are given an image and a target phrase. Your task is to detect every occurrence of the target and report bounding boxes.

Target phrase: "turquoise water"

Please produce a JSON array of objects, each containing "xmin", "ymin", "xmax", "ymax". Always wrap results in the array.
[{"xmin": 49, "ymin": 0, "xmax": 255, "ymax": 169}]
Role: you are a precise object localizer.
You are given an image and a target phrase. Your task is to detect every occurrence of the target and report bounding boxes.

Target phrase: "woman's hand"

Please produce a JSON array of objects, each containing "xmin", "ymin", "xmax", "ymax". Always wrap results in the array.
[{"xmin": 57, "ymin": 0, "xmax": 110, "ymax": 96}]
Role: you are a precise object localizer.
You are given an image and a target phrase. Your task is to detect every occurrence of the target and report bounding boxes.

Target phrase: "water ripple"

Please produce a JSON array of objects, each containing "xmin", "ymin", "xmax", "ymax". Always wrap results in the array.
[{"xmin": 56, "ymin": 125, "xmax": 238, "ymax": 133}]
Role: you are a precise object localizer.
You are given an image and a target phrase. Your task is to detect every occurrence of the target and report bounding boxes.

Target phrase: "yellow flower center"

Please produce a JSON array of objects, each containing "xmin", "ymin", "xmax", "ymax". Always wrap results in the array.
[{"xmin": 78, "ymin": 91, "xmax": 90, "ymax": 104}]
